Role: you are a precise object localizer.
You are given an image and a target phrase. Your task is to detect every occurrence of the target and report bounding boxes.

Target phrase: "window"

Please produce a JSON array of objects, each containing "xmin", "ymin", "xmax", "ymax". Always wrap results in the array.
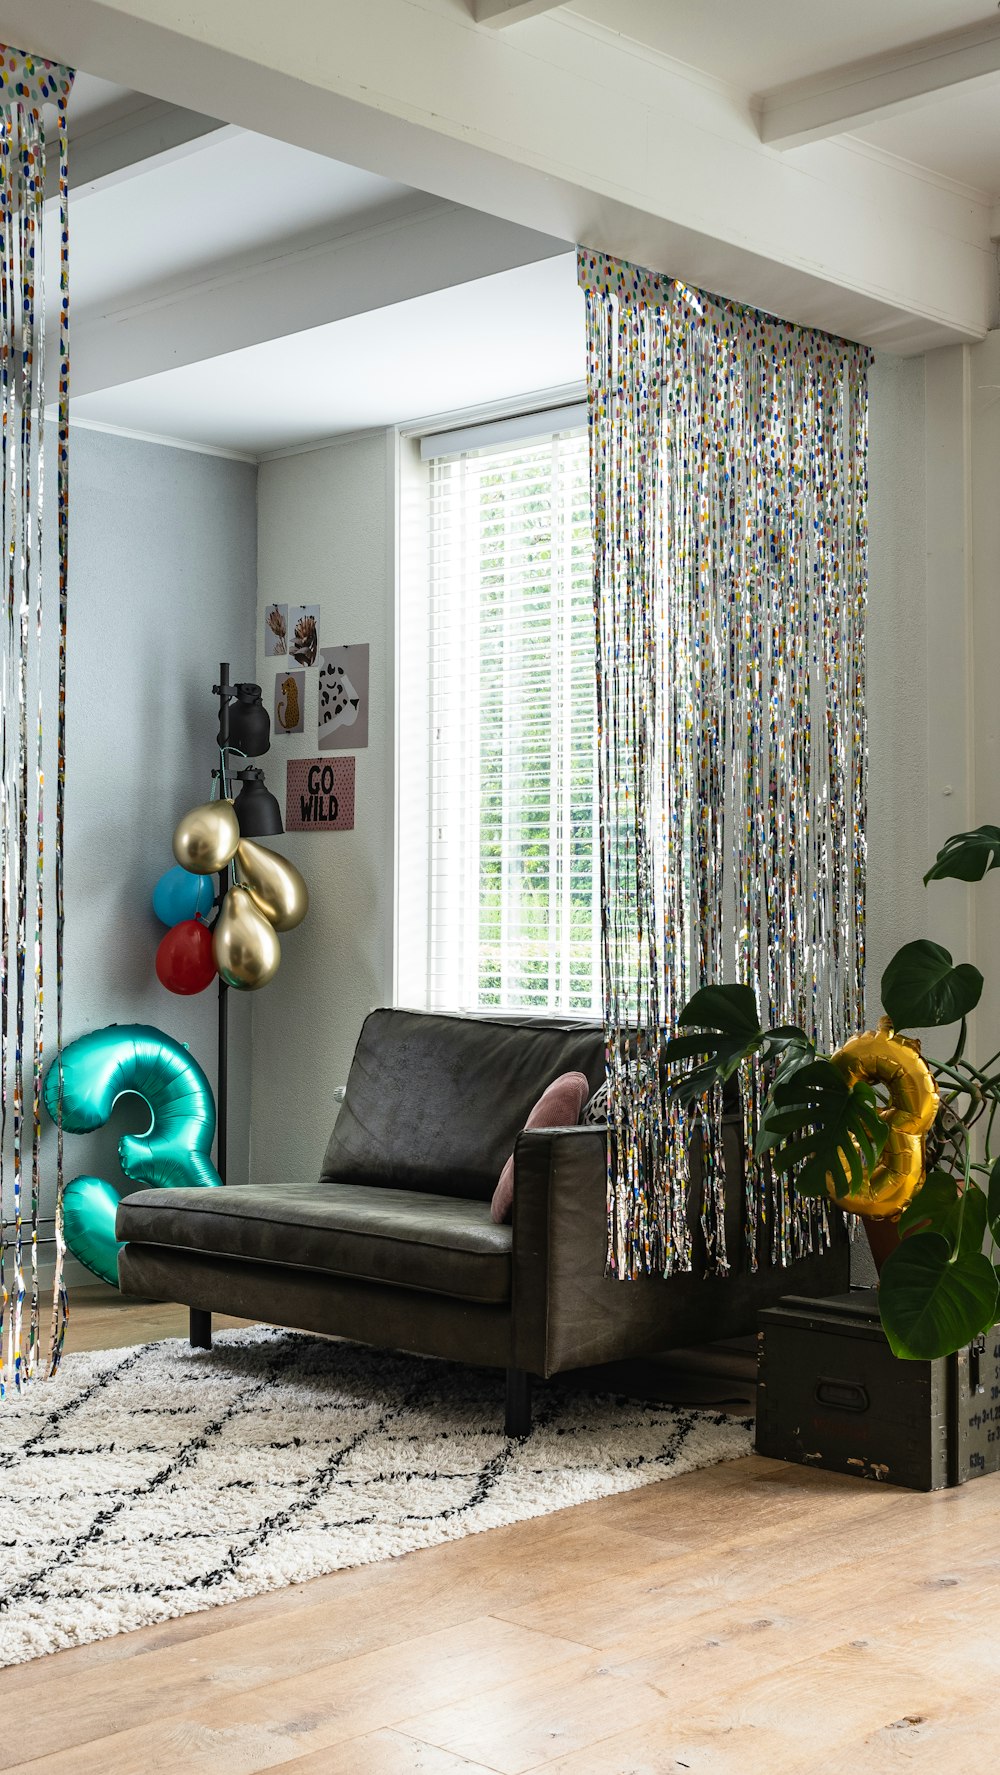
[{"xmin": 397, "ymin": 409, "xmax": 599, "ymax": 1017}]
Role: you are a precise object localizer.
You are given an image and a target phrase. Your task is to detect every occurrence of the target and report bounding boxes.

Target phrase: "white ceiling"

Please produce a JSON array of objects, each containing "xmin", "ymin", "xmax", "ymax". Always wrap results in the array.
[
  {"xmin": 70, "ymin": 254, "xmax": 586, "ymax": 456},
  {"xmin": 57, "ymin": 1, "xmax": 1000, "ymax": 456},
  {"xmin": 65, "ymin": 71, "xmax": 138, "ymax": 128},
  {"xmin": 66, "ymin": 132, "xmax": 416, "ymax": 318},
  {"xmin": 851, "ymin": 76, "xmax": 1000, "ymax": 193},
  {"xmin": 574, "ymin": 0, "xmax": 991, "ymax": 93},
  {"xmin": 575, "ymin": 0, "xmax": 1000, "ymax": 198}
]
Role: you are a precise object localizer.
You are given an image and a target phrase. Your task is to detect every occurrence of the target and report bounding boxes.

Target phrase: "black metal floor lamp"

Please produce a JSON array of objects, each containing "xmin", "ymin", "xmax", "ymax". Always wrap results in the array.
[{"xmin": 187, "ymin": 661, "xmax": 286, "ymax": 1352}]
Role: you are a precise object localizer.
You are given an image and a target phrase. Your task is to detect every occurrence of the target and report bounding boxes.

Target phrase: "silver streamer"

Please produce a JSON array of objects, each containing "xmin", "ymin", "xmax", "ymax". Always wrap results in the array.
[
  {"xmin": 579, "ymin": 250, "xmax": 869, "ymax": 1279},
  {"xmin": 0, "ymin": 48, "xmax": 73, "ymax": 1391}
]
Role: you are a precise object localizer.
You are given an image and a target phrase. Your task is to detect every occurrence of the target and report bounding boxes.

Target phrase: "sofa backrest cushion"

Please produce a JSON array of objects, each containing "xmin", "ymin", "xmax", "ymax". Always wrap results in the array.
[{"xmin": 322, "ymin": 1008, "xmax": 605, "ymax": 1201}]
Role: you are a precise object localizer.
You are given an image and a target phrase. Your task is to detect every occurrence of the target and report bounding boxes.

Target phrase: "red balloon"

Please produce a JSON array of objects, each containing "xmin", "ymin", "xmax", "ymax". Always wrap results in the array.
[{"xmin": 155, "ymin": 918, "xmax": 216, "ymax": 995}]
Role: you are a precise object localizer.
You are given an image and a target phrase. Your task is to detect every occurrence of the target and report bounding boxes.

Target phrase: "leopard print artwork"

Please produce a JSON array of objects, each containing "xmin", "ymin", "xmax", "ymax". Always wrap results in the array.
[{"xmin": 278, "ymin": 674, "xmax": 300, "ymax": 732}]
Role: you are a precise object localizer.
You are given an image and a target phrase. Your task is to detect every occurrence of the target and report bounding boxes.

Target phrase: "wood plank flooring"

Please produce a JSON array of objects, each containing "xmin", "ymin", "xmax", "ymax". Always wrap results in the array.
[{"xmin": 2, "ymin": 1287, "xmax": 998, "ymax": 1773}]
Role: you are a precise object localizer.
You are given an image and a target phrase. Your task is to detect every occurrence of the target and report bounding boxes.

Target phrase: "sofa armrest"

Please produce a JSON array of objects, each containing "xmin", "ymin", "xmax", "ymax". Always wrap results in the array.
[
  {"xmin": 510, "ymin": 1125, "xmax": 605, "ymax": 1378},
  {"xmin": 510, "ymin": 1115, "xmax": 851, "ymax": 1380},
  {"xmin": 512, "ymin": 1124, "xmax": 689, "ymax": 1379}
]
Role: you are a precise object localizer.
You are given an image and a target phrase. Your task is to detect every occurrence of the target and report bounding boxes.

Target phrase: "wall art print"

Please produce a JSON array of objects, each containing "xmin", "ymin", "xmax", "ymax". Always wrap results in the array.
[
  {"xmin": 264, "ymin": 603, "xmax": 287, "ymax": 657},
  {"xmin": 286, "ymin": 757, "xmax": 356, "ymax": 832},
  {"xmin": 288, "ymin": 605, "xmax": 319, "ymax": 668},
  {"xmin": 318, "ymin": 644, "xmax": 369, "ymax": 751},
  {"xmin": 274, "ymin": 669, "xmax": 305, "ymax": 735}
]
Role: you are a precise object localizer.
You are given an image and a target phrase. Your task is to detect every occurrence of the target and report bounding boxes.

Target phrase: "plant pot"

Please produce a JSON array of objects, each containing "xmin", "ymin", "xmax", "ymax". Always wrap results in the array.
[{"xmin": 863, "ymin": 1216, "xmax": 901, "ymax": 1277}]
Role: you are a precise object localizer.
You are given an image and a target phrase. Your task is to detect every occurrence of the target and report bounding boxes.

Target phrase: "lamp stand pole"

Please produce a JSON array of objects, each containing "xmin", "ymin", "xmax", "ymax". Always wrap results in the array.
[
  {"xmin": 191, "ymin": 659, "xmax": 231, "ymax": 1353},
  {"xmin": 215, "ymin": 660, "xmax": 230, "ymax": 1189}
]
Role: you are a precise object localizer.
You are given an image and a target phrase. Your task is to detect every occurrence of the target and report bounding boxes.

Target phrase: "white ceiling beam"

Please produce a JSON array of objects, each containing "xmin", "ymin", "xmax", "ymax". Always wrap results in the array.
[
  {"xmin": 68, "ymin": 97, "xmax": 230, "ymax": 196},
  {"xmin": 66, "ymin": 199, "xmax": 570, "ymax": 397},
  {"xmin": 471, "ymin": 1, "xmax": 563, "ymax": 25},
  {"xmin": 759, "ymin": 17, "xmax": 1000, "ymax": 150},
  {"xmin": 8, "ymin": 0, "xmax": 996, "ymax": 353},
  {"xmin": 40, "ymin": 97, "xmax": 232, "ymax": 206}
]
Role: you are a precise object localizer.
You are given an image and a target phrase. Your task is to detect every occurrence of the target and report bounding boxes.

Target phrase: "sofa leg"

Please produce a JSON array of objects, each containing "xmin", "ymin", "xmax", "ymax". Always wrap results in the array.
[
  {"xmin": 505, "ymin": 1367, "xmax": 532, "ymax": 1438},
  {"xmin": 189, "ymin": 1308, "xmax": 212, "ymax": 1351}
]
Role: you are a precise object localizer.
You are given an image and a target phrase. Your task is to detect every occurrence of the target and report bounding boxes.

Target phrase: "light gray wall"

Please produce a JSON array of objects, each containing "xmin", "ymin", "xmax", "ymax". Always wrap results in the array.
[
  {"xmin": 55, "ymin": 427, "xmax": 257, "ymax": 1278},
  {"xmin": 865, "ymin": 353, "xmax": 929, "ymax": 1017},
  {"xmin": 853, "ymin": 352, "xmax": 928, "ymax": 1282},
  {"xmin": 252, "ymin": 431, "xmax": 394, "ymax": 1185}
]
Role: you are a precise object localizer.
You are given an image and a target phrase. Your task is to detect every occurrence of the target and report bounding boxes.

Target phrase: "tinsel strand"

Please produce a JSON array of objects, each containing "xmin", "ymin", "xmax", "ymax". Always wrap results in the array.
[
  {"xmin": 580, "ymin": 249, "xmax": 868, "ymax": 1280},
  {"xmin": 0, "ymin": 51, "xmax": 74, "ymax": 1393}
]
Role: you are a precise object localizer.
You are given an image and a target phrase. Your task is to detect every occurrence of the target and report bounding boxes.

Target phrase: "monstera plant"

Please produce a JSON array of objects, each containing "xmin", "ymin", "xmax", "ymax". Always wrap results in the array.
[{"xmin": 666, "ymin": 825, "xmax": 1000, "ymax": 1361}]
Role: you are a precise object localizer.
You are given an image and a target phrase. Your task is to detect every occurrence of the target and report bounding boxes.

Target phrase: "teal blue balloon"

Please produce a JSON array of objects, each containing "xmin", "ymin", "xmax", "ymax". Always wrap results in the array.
[
  {"xmin": 153, "ymin": 865, "xmax": 214, "ymax": 928},
  {"xmin": 62, "ymin": 1177, "xmax": 128, "ymax": 1289},
  {"xmin": 43, "ymin": 1024, "xmax": 222, "ymax": 1288}
]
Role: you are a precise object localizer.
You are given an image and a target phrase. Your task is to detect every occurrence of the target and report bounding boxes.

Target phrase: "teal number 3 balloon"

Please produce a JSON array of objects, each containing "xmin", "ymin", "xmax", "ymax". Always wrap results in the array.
[{"xmin": 43, "ymin": 1024, "xmax": 222, "ymax": 1287}]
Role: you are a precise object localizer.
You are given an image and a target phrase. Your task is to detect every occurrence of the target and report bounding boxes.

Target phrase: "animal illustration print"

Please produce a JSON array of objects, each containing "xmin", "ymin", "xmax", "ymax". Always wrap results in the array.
[
  {"xmin": 277, "ymin": 675, "xmax": 300, "ymax": 732},
  {"xmin": 319, "ymin": 658, "xmax": 360, "ymax": 733}
]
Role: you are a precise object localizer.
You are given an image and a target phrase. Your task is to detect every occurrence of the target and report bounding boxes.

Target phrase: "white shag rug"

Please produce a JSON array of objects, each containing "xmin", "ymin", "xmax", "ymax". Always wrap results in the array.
[{"xmin": 0, "ymin": 1327, "xmax": 751, "ymax": 1667}]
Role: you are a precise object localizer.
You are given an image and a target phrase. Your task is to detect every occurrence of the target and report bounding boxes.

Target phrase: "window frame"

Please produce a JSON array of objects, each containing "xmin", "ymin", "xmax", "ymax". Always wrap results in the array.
[{"xmin": 394, "ymin": 395, "xmax": 600, "ymax": 1022}]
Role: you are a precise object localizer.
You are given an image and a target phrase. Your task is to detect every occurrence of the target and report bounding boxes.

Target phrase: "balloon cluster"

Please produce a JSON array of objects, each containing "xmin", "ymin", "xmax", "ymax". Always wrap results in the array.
[{"xmin": 153, "ymin": 800, "xmax": 308, "ymax": 994}]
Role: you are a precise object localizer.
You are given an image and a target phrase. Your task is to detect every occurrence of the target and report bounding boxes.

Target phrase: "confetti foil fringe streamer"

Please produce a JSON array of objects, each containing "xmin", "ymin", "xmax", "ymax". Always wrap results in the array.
[
  {"xmin": 579, "ymin": 249, "xmax": 869, "ymax": 1280},
  {"xmin": 0, "ymin": 47, "xmax": 73, "ymax": 1393}
]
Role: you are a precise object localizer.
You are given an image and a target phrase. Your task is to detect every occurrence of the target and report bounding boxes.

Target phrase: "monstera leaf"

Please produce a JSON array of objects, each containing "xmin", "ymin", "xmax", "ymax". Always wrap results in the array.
[
  {"xmin": 897, "ymin": 1172, "xmax": 988, "ymax": 1257},
  {"xmin": 755, "ymin": 1059, "xmax": 887, "ymax": 1198},
  {"xmin": 924, "ymin": 825, "xmax": 1000, "ymax": 884},
  {"xmin": 663, "ymin": 985, "xmax": 763, "ymax": 1107},
  {"xmin": 664, "ymin": 986, "xmax": 814, "ymax": 1110},
  {"xmin": 989, "ymin": 1157, "xmax": 1000, "ymax": 1243},
  {"xmin": 878, "ymin": 1232, "xmax": 999, "ymax": 1361},
  {"xmin": 880, "ymin": 939, "xmax": 982, "ymax": 1031}
]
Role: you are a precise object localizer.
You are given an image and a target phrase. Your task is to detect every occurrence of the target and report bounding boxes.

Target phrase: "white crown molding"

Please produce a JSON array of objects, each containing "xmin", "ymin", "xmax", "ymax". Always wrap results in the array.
[{"xmin": 66, "ymin": 415, "xmax": 257, "ymax": 464}]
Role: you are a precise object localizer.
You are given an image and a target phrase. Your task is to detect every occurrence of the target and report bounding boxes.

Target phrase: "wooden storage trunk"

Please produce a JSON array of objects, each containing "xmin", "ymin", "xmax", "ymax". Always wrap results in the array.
[{"xmin": 756, "ymin": 1289, "xmax": 1000, "ymax": 1491}]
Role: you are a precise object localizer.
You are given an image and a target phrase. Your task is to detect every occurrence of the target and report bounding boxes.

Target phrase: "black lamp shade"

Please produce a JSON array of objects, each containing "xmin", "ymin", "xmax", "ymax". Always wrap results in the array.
[
  {"xmin": 234, "ymin": 767, "xmax": 283, "ymax": 837},
  {"xmin": 225, "ymin": 683, "xmax": 270, "ymax": 757}
]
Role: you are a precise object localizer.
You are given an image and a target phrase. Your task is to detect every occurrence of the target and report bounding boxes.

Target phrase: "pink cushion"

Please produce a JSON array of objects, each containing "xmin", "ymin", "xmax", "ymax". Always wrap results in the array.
[{"xmin": 491, "ymin": 1071, "xmax": 590, "ymax": 1225}]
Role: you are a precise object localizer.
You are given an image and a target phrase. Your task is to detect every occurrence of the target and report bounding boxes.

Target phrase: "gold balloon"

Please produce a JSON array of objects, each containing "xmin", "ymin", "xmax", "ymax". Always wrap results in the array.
[
  {"xmin": 827, "ymin": 1018, "xmax": 940, "ymax": 1220},
  {"xmin": 212, "ymin": 886, "xmax": 280, "ymax": 991},
  {"xmin": 235, "ymin": 838, "xmax": 308, "ymax": 932},
  {"xmin": 173, "ymin": 801, "xmax": 240, "ymax": 875}
]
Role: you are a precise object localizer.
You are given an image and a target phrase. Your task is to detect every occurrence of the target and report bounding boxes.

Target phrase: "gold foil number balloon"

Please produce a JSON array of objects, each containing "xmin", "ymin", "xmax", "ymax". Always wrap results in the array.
[
  {"xmin": 828, "ymin": 1018, "xmax": 940, "ymax": 1220},
  {"xmin": 235, "ymin": 838, "xmax": 308, "ymax": 932},
  {"xmin": 173, "ymin": 801, "xmax": 240, "ymax": 875},
  {"xmin": 212, "ymin": 885, "xmax": 281, "ymax": 991}
]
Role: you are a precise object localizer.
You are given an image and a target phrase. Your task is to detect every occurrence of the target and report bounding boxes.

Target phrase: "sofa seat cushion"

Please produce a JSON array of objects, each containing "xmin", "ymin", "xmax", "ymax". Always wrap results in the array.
[{"xmin": 116, "ymin": 1180, "xmax": 512, "ymax": 1304}]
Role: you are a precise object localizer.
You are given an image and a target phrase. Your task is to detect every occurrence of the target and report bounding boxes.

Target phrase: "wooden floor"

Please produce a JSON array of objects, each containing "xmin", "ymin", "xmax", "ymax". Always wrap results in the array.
[{"xmin": 3, "ymin": 1291, "xmax": 998, "ymax": 1774}]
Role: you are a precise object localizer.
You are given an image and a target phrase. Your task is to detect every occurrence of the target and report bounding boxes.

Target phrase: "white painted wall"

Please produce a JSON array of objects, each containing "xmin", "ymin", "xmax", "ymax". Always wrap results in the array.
[
  {"xmin": 970, "ymin": 334, "xmax": 1000, "ymax": 1064},
  {"xmin": 866, "ymin": 353, "xmax": 933, "ymax": 1021},
  {"xmin": 252, "ymin": 432, "xmax": 395, "ymax": 1185},
  {"xmin": 57, "ymin": 427, "xmax": 257, "ymax": 1281}
]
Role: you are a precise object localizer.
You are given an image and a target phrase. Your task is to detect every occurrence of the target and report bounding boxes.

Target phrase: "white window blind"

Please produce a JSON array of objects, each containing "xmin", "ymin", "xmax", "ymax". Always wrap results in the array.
[{"xmin": 397, "ymin": 419, "xmax": 599, "ymax": 1017}]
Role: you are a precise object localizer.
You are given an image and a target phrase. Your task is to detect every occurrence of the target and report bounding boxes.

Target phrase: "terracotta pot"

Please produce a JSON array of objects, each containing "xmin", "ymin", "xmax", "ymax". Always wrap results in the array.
[{"xmin": 863, "ymin": 1216, "xmax": 901, "ymax": 1277}]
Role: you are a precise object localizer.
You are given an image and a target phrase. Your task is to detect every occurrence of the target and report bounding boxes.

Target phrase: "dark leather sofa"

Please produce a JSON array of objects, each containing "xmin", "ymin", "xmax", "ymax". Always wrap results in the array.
[{"xmin": 116, "ymin": 1008, "xmax": 848, "ymax": 1433}]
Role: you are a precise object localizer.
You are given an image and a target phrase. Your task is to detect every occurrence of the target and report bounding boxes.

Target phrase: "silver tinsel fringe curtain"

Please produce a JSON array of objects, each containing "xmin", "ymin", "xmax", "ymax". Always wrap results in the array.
[
  {"xmin": 0, "ymin": 48, "xmax": 73, "ymax": 1391},
  {"xmin": 579, "ymin": 249, "xmax": 869, "ymax": 1281}
]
